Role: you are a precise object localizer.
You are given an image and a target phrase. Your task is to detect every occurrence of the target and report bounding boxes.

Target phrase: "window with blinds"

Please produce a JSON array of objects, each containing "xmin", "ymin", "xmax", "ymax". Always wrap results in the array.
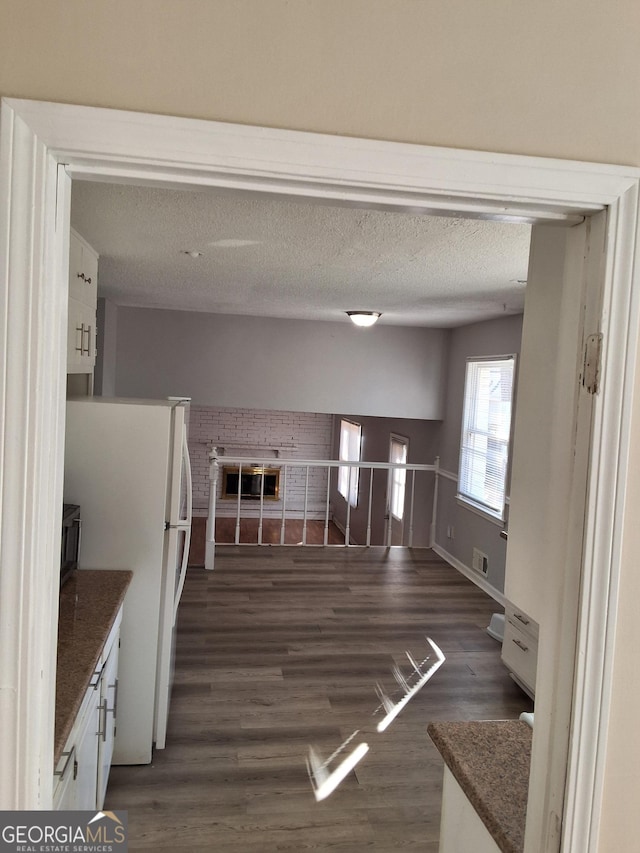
[
  {"xmin": 458, "ymin": 355, "xmax": 515, "ymax": 520},
  {"xmin": 389, "ymin": 435, "xmax": 408, "ymax": 520},
  {"xmin": 338, "ymin": 419, "xmax": 362, "ymax": 507}
]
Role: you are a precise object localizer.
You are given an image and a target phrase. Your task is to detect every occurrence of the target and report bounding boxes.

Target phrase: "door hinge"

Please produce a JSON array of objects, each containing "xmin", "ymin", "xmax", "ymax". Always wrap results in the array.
[{"xmin": 583, "ymin": 333, "xmax": 602, "ymax": 395}]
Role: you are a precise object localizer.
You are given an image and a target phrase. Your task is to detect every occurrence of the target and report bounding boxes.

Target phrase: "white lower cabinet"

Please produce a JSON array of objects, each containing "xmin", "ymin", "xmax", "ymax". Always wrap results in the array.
[
  {"xmin": 74, "ymin": 690, "xmax": 101, "ymax": 810},
  {"xmin": 54, "ymin": 607, "xmax": 121, "ymax": 810},
  {"xmin": 439, "ymin": 767, "xmax": 500, "ymax": 853},
  {"xmin": 501, "ymin": 603, "xmax": 539, "ymax": 699},
  {"xmin": 97, "ymin": 629, "xmax": 119, "ymax": 807}
]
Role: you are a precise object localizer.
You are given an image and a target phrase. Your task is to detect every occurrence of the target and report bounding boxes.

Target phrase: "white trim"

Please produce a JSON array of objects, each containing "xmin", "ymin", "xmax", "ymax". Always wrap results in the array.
[
  {"xmin": 439, "ymin": 467, "xmax": 510, "ymax": 525},
  {"xmin": 0, "ymin": 99, "xmax": 637, "ymax": 853},
  {"xmin": 6, "ymin": 98, "xmax": 640, "ymax": 219},
  {"xmin": 562, "ymin": 186, "xmax": 640, "ymax": 851},
  {"xmin": 0, "ymin": 114, "xmax": 71, "ymax": 807},
  {"xmin": 431, "ymin": 543, "xmax": 507, "ymax": 608},
  {"xmin": 437, "ymin": 467, "xmax": 459, "ymax": 484},
  {"xmin": 455, "ymin": 495, "xmax": 506, "ymax": 527}
]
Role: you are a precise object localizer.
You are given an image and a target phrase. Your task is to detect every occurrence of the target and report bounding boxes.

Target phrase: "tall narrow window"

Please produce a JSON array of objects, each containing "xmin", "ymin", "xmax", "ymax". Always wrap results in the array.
[
  {"xmin": 338, "ymin": 419, "xmax": 361, "ymax": 507},
  {"xmin": 389, "ymin": 435, "xmax": 408, "ymax": 520},
  {"xmin": 458, "ymin": 355, "xmax": 516, "ymax": 520}
]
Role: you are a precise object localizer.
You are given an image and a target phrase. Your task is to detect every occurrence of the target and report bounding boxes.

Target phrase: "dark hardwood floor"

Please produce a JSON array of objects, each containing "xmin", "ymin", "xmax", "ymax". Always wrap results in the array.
[
  {"xmin": 189, "ymin": 517, "xmax": 346, "ymax": 563},
  {"xmin": 106, "ymin": 547, "xmax": 532, "ymax": 851}
]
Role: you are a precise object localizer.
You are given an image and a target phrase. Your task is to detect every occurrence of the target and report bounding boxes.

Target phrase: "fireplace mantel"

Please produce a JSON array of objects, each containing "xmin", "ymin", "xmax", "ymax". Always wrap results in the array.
[{"xmin": 211, "ymin": 442, "xmax": 297, "ymax": 459}]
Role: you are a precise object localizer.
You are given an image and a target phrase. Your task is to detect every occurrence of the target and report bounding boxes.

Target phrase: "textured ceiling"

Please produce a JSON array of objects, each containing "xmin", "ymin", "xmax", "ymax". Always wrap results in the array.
[{"xmin": 70, "ymin": 182, "xmax": 531, "ymax": 328}]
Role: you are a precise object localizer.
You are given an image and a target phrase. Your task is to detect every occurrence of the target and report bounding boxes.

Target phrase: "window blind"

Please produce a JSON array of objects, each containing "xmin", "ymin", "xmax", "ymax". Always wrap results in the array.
[{"xmin": 458, "ymin": 356, "xmax": 515, "ymax": 519}]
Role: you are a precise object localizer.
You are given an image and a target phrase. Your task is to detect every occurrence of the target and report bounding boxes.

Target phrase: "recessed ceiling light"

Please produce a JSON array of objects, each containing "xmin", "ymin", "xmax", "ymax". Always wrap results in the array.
[{"xmin": 346, "ymin": 311, "xmax": 382, "ymax": 327}]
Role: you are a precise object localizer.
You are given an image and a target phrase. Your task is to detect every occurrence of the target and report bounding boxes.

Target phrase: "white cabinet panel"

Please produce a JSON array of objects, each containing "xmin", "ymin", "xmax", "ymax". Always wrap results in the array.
[
  {"xmin": 439, "ymin": 766, "xmax": 501, "ymax": 853},
  {"xmin": 501, "ymin": 603, "xmax": 538, "ymax": 698},
  {"xmin": 54, "ymin": 607, "xmax": 121, "ymax": 810},
  {"xmin": 74, "ymin": 691, "xmax": 100, "ymax": 811},
  {"xmin": 97, "ymin": 635, "xmax": 119, "ymax": 808},
  {"xmin": 67, "ymin": 229, "xmax": 98, "ymax": 375}
]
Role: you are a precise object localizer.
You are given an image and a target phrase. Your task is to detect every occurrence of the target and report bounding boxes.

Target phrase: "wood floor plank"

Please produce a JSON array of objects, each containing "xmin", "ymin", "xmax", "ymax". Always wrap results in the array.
[{"xmin": 105, "ymin": 546, "xmax": 532, "ymax": 850}]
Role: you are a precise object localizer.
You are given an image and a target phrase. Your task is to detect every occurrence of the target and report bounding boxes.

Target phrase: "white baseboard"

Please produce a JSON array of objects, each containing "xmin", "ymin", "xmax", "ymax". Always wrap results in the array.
[
  {"xmin": 330, "ymin": 514, "xmax": 356, "ymax": 545},
  {"xmin": 431, "ymin": 542, "xmax": 507, "ymax": 608}
]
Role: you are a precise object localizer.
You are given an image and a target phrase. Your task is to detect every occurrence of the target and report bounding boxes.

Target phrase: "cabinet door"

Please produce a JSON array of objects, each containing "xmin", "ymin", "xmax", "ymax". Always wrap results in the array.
[
  {"xmin": 69, "ymin": 231, "xmax": 98, "ymax": 307},
  {"xmin": 67, "ymin": 230, "xmax": 98, "ymax": 375},
  {"xmin": 67, "ymin": 299, "xmax": 97, "ymax": 373},
  {"xmin": 53, "ymin": 747, "xmax": 78, "ymax": 810},
  {"xmin": 74, "ymin": 687, "xmax": 101, "ymax": 811},
  {"xmin": 68, "ymin": 231, "xmax": 85, "ymax": 303},
  {"xmin": 97, "ymin": 634, "xmax": 120, "ymax": 808}
]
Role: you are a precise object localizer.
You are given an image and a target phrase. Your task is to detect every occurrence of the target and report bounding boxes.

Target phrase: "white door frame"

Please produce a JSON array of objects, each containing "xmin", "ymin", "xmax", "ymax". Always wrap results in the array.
[{"xmin": 1, "ymin": 99, "xmax": 638, "ymax": 850}]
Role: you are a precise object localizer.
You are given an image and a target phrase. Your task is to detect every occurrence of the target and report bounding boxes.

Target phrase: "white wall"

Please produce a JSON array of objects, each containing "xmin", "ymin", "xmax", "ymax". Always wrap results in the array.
[
  {"xmin": 2, "ymin": 1, "xmax": 639, "ymax": 167},
  {"xmin": 113, "ymin": 307, "xmax": 448, "ymax": 419},
  {"xmin": 94, "ymin": 298, "xmax": 118, "ymax": 397},
  {"xmin": 433, "ymin": 314, "xmax": 524, "ymax": 593}
]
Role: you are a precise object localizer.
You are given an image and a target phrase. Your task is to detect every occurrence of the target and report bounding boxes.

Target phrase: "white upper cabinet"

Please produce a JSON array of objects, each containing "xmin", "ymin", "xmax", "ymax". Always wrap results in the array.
[{"xmin": 68, "ymin": 229, "xmax": 98, "ymax": 374}]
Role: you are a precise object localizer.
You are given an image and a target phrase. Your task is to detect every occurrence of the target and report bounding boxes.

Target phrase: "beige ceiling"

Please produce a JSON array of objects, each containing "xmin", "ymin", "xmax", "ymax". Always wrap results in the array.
[{"xmin": 70, "ymin": 181, "xmax": 531, "ymax": 328}]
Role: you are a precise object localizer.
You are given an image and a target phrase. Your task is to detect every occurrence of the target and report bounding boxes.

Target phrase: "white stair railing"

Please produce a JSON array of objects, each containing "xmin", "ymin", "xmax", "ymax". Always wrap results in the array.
[{"xmin": 204, "ymin": 448, "xmax": 437, "ymax": 571}]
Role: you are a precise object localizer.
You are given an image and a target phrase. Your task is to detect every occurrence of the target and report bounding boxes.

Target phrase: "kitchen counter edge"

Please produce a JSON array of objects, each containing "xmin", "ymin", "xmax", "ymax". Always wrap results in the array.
[{"xmin": 55, "ymin": 569, "xmax": 133, "ymax": 765}]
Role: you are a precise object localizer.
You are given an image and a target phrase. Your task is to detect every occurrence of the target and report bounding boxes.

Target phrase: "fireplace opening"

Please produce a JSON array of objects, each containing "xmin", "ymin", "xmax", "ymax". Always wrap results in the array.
[{"xmin": 222, "ymin": 466, "xmax": 281, "ymax": 501}]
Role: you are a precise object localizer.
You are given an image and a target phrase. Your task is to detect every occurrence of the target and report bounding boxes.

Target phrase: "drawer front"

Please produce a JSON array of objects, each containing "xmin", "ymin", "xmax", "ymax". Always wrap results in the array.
[
  {"xmin": 505, "ymin": 604, "xmax": 539, "ymax": 642},
  {"xmin": 502, "ymin": 621, "xmax": 537, "ymax": 694}
]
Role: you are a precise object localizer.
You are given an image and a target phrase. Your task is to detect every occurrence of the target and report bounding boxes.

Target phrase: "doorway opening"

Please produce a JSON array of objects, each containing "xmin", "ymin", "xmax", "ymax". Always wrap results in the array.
[{"xmin": 1, "ymin": 98, "xmax": 638, "ymax": 852}]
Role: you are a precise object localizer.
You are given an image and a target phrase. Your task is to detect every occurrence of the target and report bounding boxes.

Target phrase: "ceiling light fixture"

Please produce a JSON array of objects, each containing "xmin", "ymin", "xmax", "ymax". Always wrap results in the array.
[
  {"xmin": 208, "ymin": 239, "xmax": 261, "ymax": 248},
  {"xmin": 346, "ymin": 311, "xmax": 381, "ymax": 327},
  {"xmin": 182, "ymin": 250, "xmax": 203, "ymax": 258}
]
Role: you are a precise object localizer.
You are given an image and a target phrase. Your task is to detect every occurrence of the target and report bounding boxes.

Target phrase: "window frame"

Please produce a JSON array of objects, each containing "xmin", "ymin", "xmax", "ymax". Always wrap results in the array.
[
  {"xmin": 338, "ymin": 419, "xmax": 362, "ymax": 507},
  {"xmin": 457, "ymin": 354, "xmax": 517, "ymax": 523},
  {"xmin": 389, "ymin": 433, "xmax": 409, "ymax": 521}
]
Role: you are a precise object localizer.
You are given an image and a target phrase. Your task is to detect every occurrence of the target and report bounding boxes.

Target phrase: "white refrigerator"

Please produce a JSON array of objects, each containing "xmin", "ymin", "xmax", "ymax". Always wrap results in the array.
[{"xmin": 64, "ymin": 396, "xmax": 192, "ymax": 764}]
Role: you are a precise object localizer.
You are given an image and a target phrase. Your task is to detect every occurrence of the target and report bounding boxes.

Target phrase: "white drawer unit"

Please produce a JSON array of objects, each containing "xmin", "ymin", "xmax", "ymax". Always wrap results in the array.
[{"xmin": 501, "ymin": 603, "xmax": 538, "ymax": 699}]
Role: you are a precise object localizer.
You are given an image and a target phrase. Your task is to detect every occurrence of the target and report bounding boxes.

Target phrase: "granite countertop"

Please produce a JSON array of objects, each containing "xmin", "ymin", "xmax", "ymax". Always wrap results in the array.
[
  {"xmin": 55, "ymin": 569, "xmax": 132, "ymax": 765},
  {"xmin": 427, "ymin": 720, "xmax": 532, "ymax": 853}
]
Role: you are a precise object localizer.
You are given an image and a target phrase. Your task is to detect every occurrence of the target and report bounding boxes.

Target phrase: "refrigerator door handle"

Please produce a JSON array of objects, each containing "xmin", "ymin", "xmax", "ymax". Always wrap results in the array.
[
  {"xmin": 172, "ymin": 521, "xmax": 191, "ymax": 626},
  {"xmin": 182, "ymin": 429, "xmax": 193, "ymax": 528},
  {"xmin": 172, "ymin": 430, "xmax": 193, "ymax": 624}
]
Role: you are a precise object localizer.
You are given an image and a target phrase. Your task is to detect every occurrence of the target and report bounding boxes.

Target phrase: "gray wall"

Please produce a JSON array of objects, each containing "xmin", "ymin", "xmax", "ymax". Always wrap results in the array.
[
  {"xmin": 113, "ymin": 307, "xmax": 448, "ymax": 419},
  {"xmin": 433, "ymin": 314, "xmax": 524, "ymax": 593},
  {"xmin": 330, "ymin": 414, "xmax": 441, "ymax": 547},
  {"xmin": 95, "ymin": 298, "xmax": 118, "ymax": 397}
]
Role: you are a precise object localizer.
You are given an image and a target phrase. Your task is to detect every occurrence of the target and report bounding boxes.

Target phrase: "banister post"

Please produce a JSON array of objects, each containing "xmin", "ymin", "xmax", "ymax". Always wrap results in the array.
[{"xmin": 205, "ymin": 446, "xmax": 219, "ymax": 571}]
